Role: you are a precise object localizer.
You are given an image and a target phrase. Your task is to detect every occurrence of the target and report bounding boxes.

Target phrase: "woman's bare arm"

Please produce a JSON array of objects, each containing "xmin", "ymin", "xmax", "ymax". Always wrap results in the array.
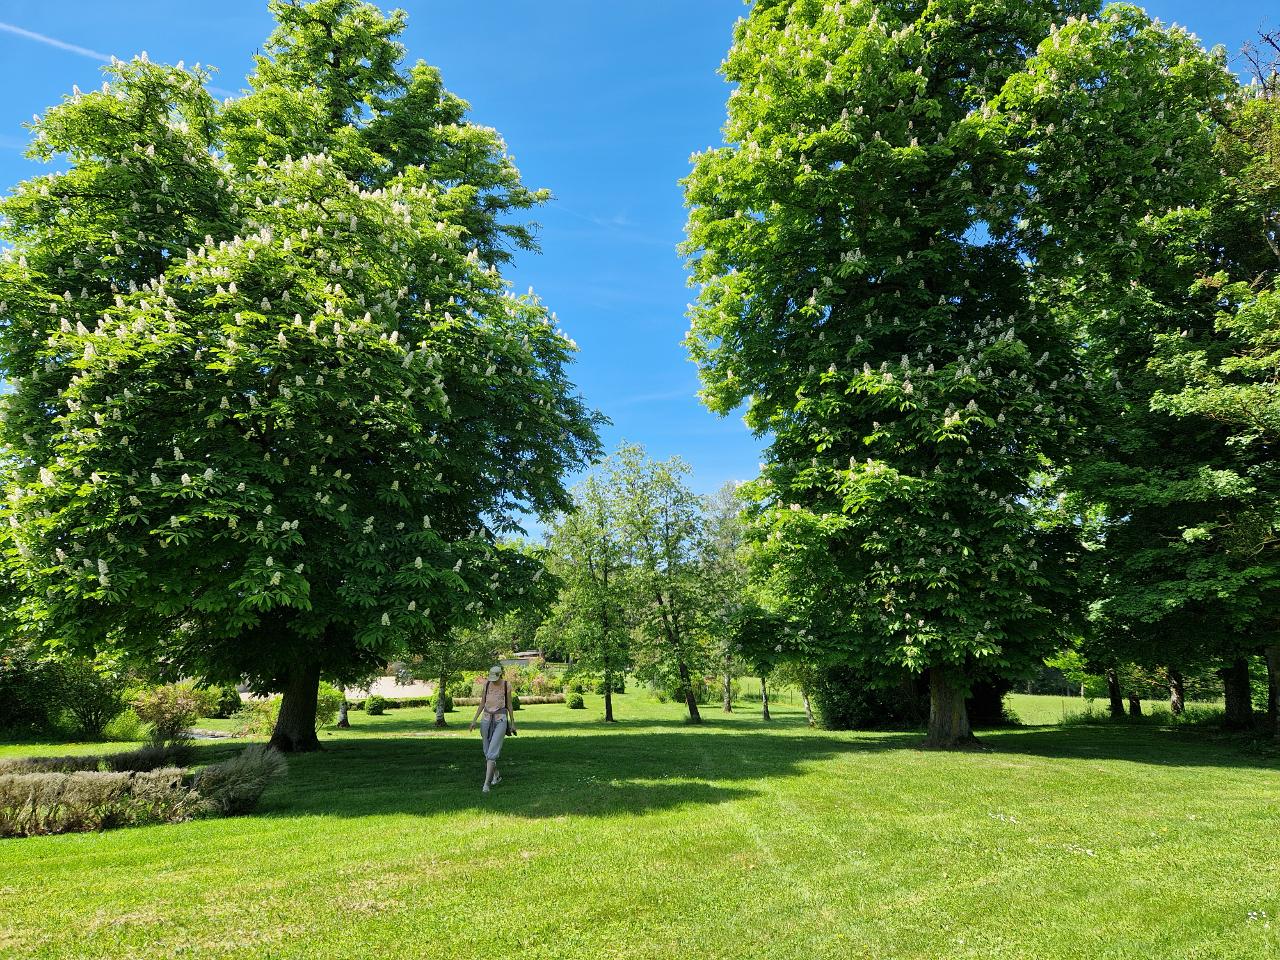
[
  {"xmin": 468, "ymin": 682, "xmax": 486, "ymax": 730},
  {"xmin": 506, "ymin": 681, "xmax": 516, "ymax": 732}
]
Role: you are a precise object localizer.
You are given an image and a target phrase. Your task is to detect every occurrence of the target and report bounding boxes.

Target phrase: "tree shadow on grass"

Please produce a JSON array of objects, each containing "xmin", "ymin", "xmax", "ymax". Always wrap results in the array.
[
  {"xmin": 977, "ymin": 723, "xmax": 1280, "ymax": 771},
  {"xmin": 215, "ymin": 712, "xmax": 1278, "ymax": 825},
  {"xmin": 358, "ymin": 710, "xmax": 812, "ymax": 737},
  {"xmin": 261, "ymin": 729, "xmax": 918, "ymax": 821}
]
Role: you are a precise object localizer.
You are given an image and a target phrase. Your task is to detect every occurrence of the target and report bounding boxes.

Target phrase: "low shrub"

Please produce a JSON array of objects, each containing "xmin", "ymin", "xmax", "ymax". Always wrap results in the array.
[
  {"xmin": 0, "ymin": 745, "xmax": 287, "ymax": 837},
  {"xmin": 810, "ymin": 667, "xmax": 927, "ymax": 731},
  {"xmin": 529, "ymin": 673, "xmax": 564, "ymax": 696},
  {"xmin": 0, "ymin": 641, "xmax": 63, "ymax": 734},
  {"xmin": 652, "ymin": 675, "xmax": 711, "ymax": 705},
  {"xmin": 365, "ymin": 694, "xmax": 391, "ymax": 716},
  {"xmin": 0, "ymin": 767, "xmax": 206, "ymax": 837},
  {"xmin": 0, "ymin": 753, "xmax": 101, "ymax": 775},
  {"xmin": 132, "ymin": 682, "xmax": 218, "ymax": 744},
  {"xmin": 209, "ymin": 685, "xmax": 244, "ymax": 719},
  {"xmin": 56, "ymin": 658, "xmax": 127, "ymax": 740},
  {"xmin": 348, "ymin": 695, "xmax": 434, "ymax": 711},
  {"xmin": 231, "ymin": 698, "xmax": 280, "ymax": 737},
  {"xmin": 103, "ymin": 708, "xmax": 146, "ymax": 743},
  {"xmin": 193, "ymin": 745, "xmax": 288, "ymax": 815},
  {"xmin": 315, "ymin": 682, "xmax": 344, "ymax": 728},
  {"xmin": 567, "ymin": 693, "xmax": 586, "ymax": 710},
  {"xmin": 107, "ymin": 741, "xmax": 193, "ymax": 772},
  {"xmin": 445, "ymin": 676, "xmax": 476, "ymax": 700},
  {"xmin": 511, "ymin": 694, "xmax": 521, "ymax": 711}
]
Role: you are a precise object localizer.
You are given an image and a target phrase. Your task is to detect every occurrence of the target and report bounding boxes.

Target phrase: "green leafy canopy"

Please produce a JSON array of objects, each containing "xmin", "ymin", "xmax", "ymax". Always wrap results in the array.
[{"xmin": 0, "ymin": 0, "xmax": 602, "ymax": 690}]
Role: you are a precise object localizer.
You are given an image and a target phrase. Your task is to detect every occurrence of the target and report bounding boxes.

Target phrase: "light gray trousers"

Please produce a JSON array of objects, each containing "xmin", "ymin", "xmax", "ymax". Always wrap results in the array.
[{"xmin": 480, "ymin": 713, "xmax": 507, "ymax": 761}]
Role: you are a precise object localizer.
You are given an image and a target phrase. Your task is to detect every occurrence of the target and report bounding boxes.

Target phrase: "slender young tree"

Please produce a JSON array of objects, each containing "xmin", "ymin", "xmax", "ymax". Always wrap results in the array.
[
  {"xmin": 613, "ymin": 445, "xmax": 712, "ymax": 724},
  {"xmin": 0, "ymin": 0, "xmax": 600, "ymax": 751},
  {"xmin": 702, "ymin": 481, "xmax": 750, "ymax": 713},
  {"xmin": 543, "ymin": 472, "xmax": 632, "ymax": 723}
]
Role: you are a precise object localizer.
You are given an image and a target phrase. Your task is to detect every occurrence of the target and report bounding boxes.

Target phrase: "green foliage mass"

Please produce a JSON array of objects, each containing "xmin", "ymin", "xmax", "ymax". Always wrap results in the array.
[
  {"xmin": 988, "ymin": 8, "xmax": 1280, "ymax": 674},
  {"xmin": 684, "ymin": 0, "xmax": 1105, "ymax": 717},
  {"xmin": 681, "ymin": 1, "xmax": 1280, "ymax": 739},
  {"xmin": 543, "ymin": 466, "xmax": 633, "ymax": 705},
  {"xmin": 0, "ymin": 0, "xmax": 601, "ymax": 703}
]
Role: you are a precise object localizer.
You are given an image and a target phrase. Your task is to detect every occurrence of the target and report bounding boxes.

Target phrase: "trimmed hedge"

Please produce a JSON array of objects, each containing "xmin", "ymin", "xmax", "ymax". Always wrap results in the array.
[
  {"xmin": 348, "ymin": 693, "xmax": 568, "ymax": 710},
  {"xmin": 453, "ymin": 694, "xmax": 565, "ymax": 706},
  {"xmin": 348, "ymin": 695, "xmax": 433, "ymax": 711}
]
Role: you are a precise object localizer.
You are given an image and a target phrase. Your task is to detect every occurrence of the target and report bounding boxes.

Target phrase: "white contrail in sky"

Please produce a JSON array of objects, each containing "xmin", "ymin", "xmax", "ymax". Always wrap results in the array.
[
  {"xmin": 0, "ymin": 20, "xmax": 236, "ymax": 97},
  {"xmin": 0, "ymin": 21, "xmax": 111, "ymax": 62}
]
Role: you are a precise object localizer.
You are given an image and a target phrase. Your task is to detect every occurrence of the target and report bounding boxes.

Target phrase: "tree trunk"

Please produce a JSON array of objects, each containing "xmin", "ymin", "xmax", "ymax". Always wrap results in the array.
[
  {"xmin": 603, "ymin": 669, "xmax": 615, "ymax": 723},
  {"xmin": 1127, "ymin": 694, "xmax": 1142, "ymax": 717},
  {"xmin": 435, "ymin": 671, "xmax": 448, "ymax": 727},
  {"xmin": 923, "ymin": 669, "xmax": 976, "ymax": 749},
  {"xmin": 677, "ymin": 659, "xmax": 701, "ymax": 724},
  {"xmin": 1168, "ymin": 669, "xmax": 1185, "ymax": 716},
  {"xmin": 722, "ymin": 670, "xmax": 733, "ymax": 713},
  {"xmin": 1106, "ymin": 668, "xmax": 1125, "ymax": 718},
  {"xmin": 1221, "ymin": 657, "xmax": 1254, "ymax": 730},
  {"xmin": 1266, "ymin": 645, "xmax": 1280, "ymax": 742},
  {"xmin": 760, "ymin": 674, "xmax": 771, "ymax": 721},
  {"xmin": 269, "ymin": 662, "xmax": 322, "ymax": 752},
  {"xmin": 800, "ymin": 686, "xmax": 815, "ymax": 727},
  {"xmin": 336, "ymin": 697, "xmax": 350, "ymax": 729}
]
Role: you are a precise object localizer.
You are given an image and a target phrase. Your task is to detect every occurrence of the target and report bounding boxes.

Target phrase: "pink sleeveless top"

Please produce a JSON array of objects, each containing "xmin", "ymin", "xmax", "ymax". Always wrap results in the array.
[{"xmin": 482, "ymin": 680, "xmax": 508, "ymax": 715}]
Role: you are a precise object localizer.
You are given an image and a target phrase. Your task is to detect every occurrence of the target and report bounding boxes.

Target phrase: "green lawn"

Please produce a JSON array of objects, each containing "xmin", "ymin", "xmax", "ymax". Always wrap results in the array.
[
  {"xmin": 3, "ymin": 694, "xmax": 1277, "ymax": 959},
  {"xmin": 1005, "ymin": 692, "xmax": 1224, "ymax": 726}
]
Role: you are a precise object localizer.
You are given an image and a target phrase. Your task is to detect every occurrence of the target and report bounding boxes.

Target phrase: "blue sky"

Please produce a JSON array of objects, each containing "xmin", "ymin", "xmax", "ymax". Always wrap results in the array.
[{"xmin": 0, "ymin": 0, "xmax": 1270, "ymax": 496}]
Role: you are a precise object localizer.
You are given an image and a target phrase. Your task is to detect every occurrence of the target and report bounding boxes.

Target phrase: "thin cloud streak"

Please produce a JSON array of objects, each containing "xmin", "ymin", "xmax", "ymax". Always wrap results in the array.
[
  {"xmin": 0, "ymin": 22, "xmax": 111, "ymax": 62},
  {"xmin": 0, "ymin": 21, "xmax": 236, "ymax": 97}
]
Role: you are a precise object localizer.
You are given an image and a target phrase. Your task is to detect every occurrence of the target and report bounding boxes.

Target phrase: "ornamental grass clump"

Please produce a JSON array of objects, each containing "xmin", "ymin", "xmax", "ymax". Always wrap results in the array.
[
  {"xmin": 0, "ymin": 767, "xmax": 206, "ymax": 837},
  {"xmin": 193, "ymin": 745, "xmax": 287, "ymax": 815},
  {"xmin": 0, "ymin": 744, "xmax": 287, "ymax": 836}
]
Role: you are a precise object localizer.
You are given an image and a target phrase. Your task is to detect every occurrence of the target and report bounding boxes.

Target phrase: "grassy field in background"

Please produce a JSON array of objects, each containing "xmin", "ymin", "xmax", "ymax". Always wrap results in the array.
[
  {"xmin": 1005, "ymin": 692, "xmax": 1224, "ymax": 726},
  {"xmin": 3, "ymin": 693, "xmax": 1277, "ymax": 960}
]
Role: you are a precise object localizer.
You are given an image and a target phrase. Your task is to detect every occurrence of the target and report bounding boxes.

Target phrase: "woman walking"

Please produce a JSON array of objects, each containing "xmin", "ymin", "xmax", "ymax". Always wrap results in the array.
[{"xmin": 468, "ymin": 665, "xmax": 516, "ymax": 793}]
